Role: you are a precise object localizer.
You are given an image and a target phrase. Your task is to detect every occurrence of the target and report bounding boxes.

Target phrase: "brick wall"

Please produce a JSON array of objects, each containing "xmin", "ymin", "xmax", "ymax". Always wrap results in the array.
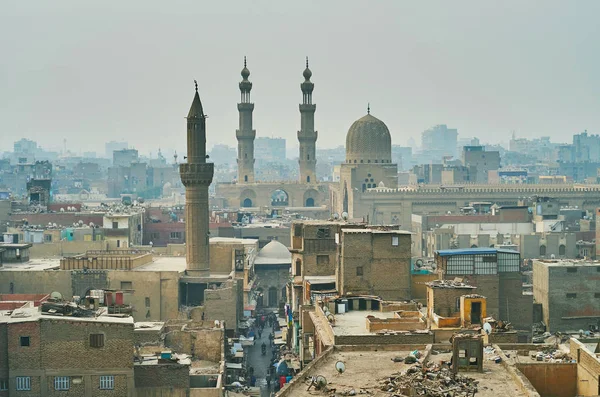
[
  {"xmin": 499, "ymin": 272, "xmax": 533, "ymax": 331},
  {"xmin": 90, "ymin": 374, "xmax": 128, "ymax": 397},
  {"xmin": 134, "ymin": 365, "xmax": 189, "ymax": 389},
  {"xmin": 204, "ymin": 280, "xmax": 241, "ymax": 331},
  {"xmin": 39, "ymin": 319, "xmax": 133, "ymax": 370},
  {"xmin": 7, "ymin": 322, "xmax": 41, "ymax": 371},
  {"xmin": 340, "ymin": 231, "xmax": 411, "ymax": 300}
]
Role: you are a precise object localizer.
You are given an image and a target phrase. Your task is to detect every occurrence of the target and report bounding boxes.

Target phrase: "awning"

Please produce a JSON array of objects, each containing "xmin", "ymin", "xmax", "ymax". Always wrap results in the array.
[
  {"xmin": 244, "ymin": 305, "xmax": 256, "ymax": 311},
  {"xmin": 274, "ymin": 338, "xmax": 286, "ymax": 345},
  {"xmin": 226, "ymin": 362, "xmax": 243, "ymax": 369}
]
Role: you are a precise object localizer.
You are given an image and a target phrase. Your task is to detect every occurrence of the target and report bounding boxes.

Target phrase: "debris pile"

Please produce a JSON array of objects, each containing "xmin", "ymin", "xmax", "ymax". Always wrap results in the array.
[
  {"xmin": 532, "ymin": 347, "xmax": 572, "ymax": 363},
  {"xmin": 377, "ymin": 361, "xmax": 478, "ymax": 396}
]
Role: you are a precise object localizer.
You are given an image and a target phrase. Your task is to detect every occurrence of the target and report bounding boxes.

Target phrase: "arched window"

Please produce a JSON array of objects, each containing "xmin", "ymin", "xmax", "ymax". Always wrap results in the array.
[
  {"xmin": 362, "ymin": 183, "xmax": 366, "ymax": 192},
  {"xmin": 305, "ymin": 198, "xmax": 315, "ymax": 207},
  {"xmin": 540, "ymin": 245, "xmax": 546, "ymax": 256},
  {"xmin": 470, "ymin": 244, "xmax": 478, "ymax": 248},
  {"xmin": 307, "ymin": 176, "xmax": 310, "ymax": 183},
  {"xmin": 559, "ymin": 245, "xmax": 565, "ymax": 256}
]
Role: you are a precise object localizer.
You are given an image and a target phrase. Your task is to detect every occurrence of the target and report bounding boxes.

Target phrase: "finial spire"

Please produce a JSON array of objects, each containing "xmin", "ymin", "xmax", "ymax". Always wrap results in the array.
[
  {"xmin": 306, "ymin": 56, "xmax": 309, "ymax": 68},
  {"xmin": 194, "ymin": 80, "xmax": 198, "ymax": 92},
  {"xmin": 367, "ymin": 103, "xmax": 370, "ymax": 114},
  {"xmin": 244, "ymin": 56, "xmax": 247, "ymax": 68}
]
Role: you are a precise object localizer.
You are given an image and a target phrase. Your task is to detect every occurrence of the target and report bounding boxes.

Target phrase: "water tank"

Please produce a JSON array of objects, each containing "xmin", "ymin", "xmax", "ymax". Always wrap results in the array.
[{"xmin": 115, "ymin": 291, "xmax": 124, "ymax": 306}]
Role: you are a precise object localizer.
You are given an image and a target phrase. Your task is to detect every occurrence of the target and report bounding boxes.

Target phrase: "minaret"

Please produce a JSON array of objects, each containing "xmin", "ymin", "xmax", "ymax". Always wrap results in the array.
[
  {"xmin": 236, "ymin": 57, "xmax": 256, "ymax": 183},
  {"xmin": 179, "ymin": 81, "xmax": 214, "ymax": 276},
  {"xmin": 298, "ymin": 57, "xmax": 317, "ymax": 184}
]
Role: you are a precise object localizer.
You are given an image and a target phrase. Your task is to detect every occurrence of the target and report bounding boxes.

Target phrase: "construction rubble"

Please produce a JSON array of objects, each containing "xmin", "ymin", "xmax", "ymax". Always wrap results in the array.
[{"xmin": 302, "ymin": 358, "xmax": 479, "ymax": 396}]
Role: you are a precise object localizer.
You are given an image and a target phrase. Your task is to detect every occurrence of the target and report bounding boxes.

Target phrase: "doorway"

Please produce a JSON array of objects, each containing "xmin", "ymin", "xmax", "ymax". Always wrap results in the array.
[{"xmin": 471, "ymin": 302, "xmax": 482, "ymax": 324}]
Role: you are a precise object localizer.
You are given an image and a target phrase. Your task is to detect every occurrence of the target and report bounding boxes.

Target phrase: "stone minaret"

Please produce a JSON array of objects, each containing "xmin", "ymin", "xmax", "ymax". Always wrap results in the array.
[
  {"xmin": 179, "ymin": 82, "xmax": 213, "ymax": 276},
  {"xmin": 236, "ymin": 57, "xmax": 256, "ymax": 183},
  {"xmin": 298, "ymin": 57, "xmax": 317, "ymax": 184}
]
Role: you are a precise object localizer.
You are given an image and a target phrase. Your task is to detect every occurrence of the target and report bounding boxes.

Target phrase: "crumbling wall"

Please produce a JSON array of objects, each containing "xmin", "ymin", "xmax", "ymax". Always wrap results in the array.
[
  {"xmin": 203, "ymin": 280, "xmax": 241, "ymax": 331},
  {"xmin": 516, "ymin": 363, "xmax": 577, "ymax": 397},
  {"xmin": 164, "ymin": 324, "xmax": 223, "ymax": 362}
]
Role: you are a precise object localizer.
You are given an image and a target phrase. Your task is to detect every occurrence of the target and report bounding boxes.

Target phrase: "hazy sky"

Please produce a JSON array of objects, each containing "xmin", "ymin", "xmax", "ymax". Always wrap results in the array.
[{"xmin": 2, "ymin": 1, "xmax": 600, "ymax": 155}]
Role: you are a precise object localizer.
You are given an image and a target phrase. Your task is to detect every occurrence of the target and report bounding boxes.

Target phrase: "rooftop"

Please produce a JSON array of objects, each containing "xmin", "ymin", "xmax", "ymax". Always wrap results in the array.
[
  {"xmin": 436, "ymin": 247, "xmax": 520, "ymax": 256},
  {"xmin": 0, "ymin": 256, "xmax": 188, "ymax": 272},
  {"xmin": 332, "ymin": 310, "xmax": 397, "ymax": 336},
  {"xmin": 0, "ymin": 306, "xmax": 134, "ymax": 325},
  {"xmin": 534, "ymin": 259, "xmax": 600, "ymax": 267},
  {"xmin": 283, "ymin": 348, "xmax": 531, "ymax": 397},
  {"xmin": 341, "ymin": 228, "xmax": 412, "ymax": 234}
]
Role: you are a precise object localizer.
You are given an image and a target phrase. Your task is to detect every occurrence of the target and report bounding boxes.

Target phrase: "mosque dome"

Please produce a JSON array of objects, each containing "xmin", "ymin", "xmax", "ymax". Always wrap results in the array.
[
  {"xmin": 255, "ymin": 240, "xmax": 292, "ymax": 265},
  {"xmin": 345, "ymin": 112, "xmax": 392, "ymax": 164}
]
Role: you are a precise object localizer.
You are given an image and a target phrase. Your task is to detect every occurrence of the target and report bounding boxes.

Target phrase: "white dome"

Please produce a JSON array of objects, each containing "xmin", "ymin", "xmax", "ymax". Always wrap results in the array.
[{"xmin": 255, "ymin": 240, "xmax": 292, "ymax": 265}]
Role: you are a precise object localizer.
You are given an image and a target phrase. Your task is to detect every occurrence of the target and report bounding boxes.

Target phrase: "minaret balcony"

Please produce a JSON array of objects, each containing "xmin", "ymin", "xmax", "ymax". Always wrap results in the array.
[{"xmin": 179, "ymin": 163, "xmax": 214, "ymax": 186}]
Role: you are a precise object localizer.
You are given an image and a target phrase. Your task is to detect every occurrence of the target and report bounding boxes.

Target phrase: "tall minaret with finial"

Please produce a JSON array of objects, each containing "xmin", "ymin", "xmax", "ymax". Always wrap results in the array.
[
  {"xmin": 236, "ymin": 57, "xmax": 256, "ymax": 183},
  {"xmin": 179, "ymin": 81, "xmax": 214, "ymax": 276},
  {"xmin": 298, "ymin": 57, "xmax": 317, "ymax": 184}
]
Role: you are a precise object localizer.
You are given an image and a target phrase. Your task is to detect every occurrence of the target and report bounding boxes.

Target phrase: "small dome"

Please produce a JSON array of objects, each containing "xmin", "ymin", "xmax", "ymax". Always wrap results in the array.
[
  {"xmin": 303, "ymin": 67, "xmax": 312, "ymax": 80},
  {"xmin": 345, "ymin": 113, "xmax": 392, "ymax": 163},
  {"xmin": 255, "ymin": 240, "xmax": 292, "ymax": 265},
  {"xmin": 241, "ymin": 66, "xmax": 250, "ymax": 80}
]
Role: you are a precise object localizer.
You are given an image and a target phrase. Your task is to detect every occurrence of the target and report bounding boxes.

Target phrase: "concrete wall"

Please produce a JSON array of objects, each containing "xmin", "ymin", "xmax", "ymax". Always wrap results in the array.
[
  {"xmin": 570, "ymin": 338, "xmax": 600, "ymax": 396},
  {"xmin": 534, "ymin": 261, "xmax": 600, "ymax": 332},
  {"xmin": 203, "ymin": 280, "xmax": 242, "ymax": 331},
  {"xmin": 29, "ymin": 241, "xmax": 106, "ymax": 258},
  {"xmin": 133, "ymin": 364, "xmax": 189, "ymax": 389},
  {"xmin": 516, "ymin": 363, "xmax": 577, "ymax": 397}
]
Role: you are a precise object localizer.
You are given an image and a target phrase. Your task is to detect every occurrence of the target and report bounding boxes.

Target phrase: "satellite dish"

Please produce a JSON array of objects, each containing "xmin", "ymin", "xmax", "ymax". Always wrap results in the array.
[
  {"xmin": 333, "ymin": 213, "xmax": 340, "ymax": 220},
  {"xmin": 335, "ymin": 361, "xmax": 346, "ymax": 374},
  {"xmin": 483, "ymin": 322, "xmax": 492, "ymax": 335},
  {"xmin": 415, "ymin": 259, "xmax": 423, "ymax": 268},
  {"xmin": 50, "ymin": 291, "xmax": 63, "ymax": 300},
  {"xmin": 316, "ymin": 376, "xmax": 327, "ymax": 389},
  {"xmin": 341, "ymin": 212, "xmax": 349, "ymax": 220}
]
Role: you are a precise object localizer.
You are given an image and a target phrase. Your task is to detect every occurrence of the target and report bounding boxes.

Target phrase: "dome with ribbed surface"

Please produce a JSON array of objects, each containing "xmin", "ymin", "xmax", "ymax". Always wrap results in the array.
[{"xmin": 345, "ymin": 113, "xmax": 392, "ymax": 163}]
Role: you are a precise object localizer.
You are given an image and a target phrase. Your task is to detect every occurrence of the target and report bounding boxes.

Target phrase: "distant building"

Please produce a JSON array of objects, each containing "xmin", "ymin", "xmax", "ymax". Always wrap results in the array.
[
  {"xmin": 105, "ymin": 141, "xmax": 128, "ymax": 159},
  {"xmin": 103, "ymin": 212, "xmax": 143, "ymax": 249},
  {"xmin": 533, "ymin": 259, "xmax": 600, "ymax": 332},
  {"xmin": 112, "ymin": 149, "xmax": 138, "ymax": 167},
  {"xmin": 421, "ymin": 125, "xmax": 458, "ymax": 160},
  {"xmin": 462, "ymin": 146, "xmax": 500, "ymax": 183},
  {"xmin": 255, "ymin": 137, "xmax": 286, "ymax": 163},
  {"xmin": 573, "ymin": 130, "xmax": 600, "ymax": 162}
]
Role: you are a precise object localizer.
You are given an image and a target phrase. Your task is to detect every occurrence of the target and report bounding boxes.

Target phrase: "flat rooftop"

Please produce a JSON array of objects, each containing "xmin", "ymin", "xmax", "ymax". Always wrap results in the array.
[
  {"xmin": 0, "ymin": 256, "xmax": 188, "ymax": 272},
  {"xmin": 0, "ymin": 307, "xmax": 134, "ymax": 325},
  {"xmin": 333, "ymin": 310, "xmax": 397, "ymax": 336},
  {"xmin": 286, "ymin": 349, "xmax": 531, "ymax": 397},
  {"xmin": 210, "ymin": 237, "xmax": 258, "ymax": 244},
  {"xmin": 341, "ymin": 228, "xmax": 412, "ymax": 234},
  {"xmin": 535, "ymin": 259, "xmax": 600, "ymax": 267}
]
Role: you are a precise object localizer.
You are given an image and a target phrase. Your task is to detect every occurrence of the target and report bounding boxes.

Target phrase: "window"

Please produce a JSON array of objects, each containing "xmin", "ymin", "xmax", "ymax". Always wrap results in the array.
[
  {"xmin": 567, "ymin": 268, "xmax": 577, "ymax": 273},
  {"xmin": 145, "ymin": 297, "xmax": 150, "ymax": 307},
  {"xmin": 307, "ymin": 176, "xmax": 310, "ymax": 183},
  {"xmin": 316, "ymin": 228, "xmax": 331, "ymax": 238},
  {"xmin": 16, "ymin": 377, "xmax": 31, "ymax": 391},
  {"xmin": 566, "ymin": 293, "xmax": 577, "ymax": 299},
  {"xmin": 540, "ymin": 245, "xmax": 546, "ymax": 256},
  {"xmin": 294, "ymin": 224, "xmax": 303, "ymax": 237},
  {"xmin": 112, "ymin": 221, "xmax": 118, "ymax": 229},
  {"xmin": 595, "ymin": 293, "xmax": 600, "ymax": 298},
  {"xmin": 90, "ymin": 333, "xmax": 105, "ymax": 348},
  {"xmin": 150, "ymin": 232, "xmax": 160, "ymax": 240},
  {"xmin": 356, "ymin": 266, "xmax": 363, "ymax": 276},
  {"xmin": 170, "ymin": 231, "xmax": 182, "ymax": 239},
  {"xmin": 244, "ymin": 175, "xmax": 248, "ymax": 182},
  {"xmin": 99, "ymin": 375, "xmax": 114, "ymax": 390},
  {"xmin": 120, "ymin": 281, "xmax": 132, "ymax": 290},
  {"xmin": 0, "ymin": 380, "xmax": 7, "ymax": 391},
  {"xmin": 392, "ymin": 236, "xmax": 399, "ymax": 246},
  {"xmin": 44, "ymin": 234, "xmax": 52, "ymax": 242},
  {"xmin": 54, "ymin": 377, "xmax": 70, "ymax": 391},
  {"xmin": 316, "ymin": 255, "xmax": 330, "ymax": 265},
  {"xmin": 20, "ymin": 336, "xmax": 30, "ymax": 347},
  {"xmin": 482, "ymin": 256, "xmax": 496, "ymax": 263},
  {"xmin": 559, "ymin": 245, "xmax": 566, "ymax": 256}
]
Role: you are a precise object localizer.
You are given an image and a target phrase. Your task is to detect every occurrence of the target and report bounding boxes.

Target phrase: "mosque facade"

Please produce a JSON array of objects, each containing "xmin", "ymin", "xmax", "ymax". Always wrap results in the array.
[{"xmin": 214, "ymin": 60, "xmax": 331, "ymax": 214}]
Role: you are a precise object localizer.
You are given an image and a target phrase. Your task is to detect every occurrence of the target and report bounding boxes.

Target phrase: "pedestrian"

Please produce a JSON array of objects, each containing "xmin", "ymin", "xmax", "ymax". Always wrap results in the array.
[
  {"xmin": 258, "ymin": 328, "xmax": 262, "ymax": 339},
  {"xmin": 266, "ymin": 376, "xmax": 271, "ymax": 390}
]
